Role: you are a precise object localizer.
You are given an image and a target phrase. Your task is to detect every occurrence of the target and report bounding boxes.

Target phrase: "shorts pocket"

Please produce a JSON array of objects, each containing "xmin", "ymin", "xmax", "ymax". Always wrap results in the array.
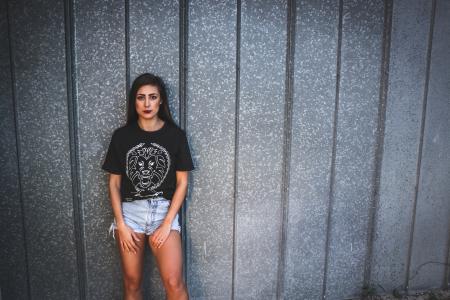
[{"xmin": 163, "ymin": 199, "xmax": 171, "ymax": 206}]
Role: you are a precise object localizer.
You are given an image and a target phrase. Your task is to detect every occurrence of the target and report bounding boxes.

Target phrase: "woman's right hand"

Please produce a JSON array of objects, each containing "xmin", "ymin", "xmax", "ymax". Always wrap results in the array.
[{"xmin": 117, "ymin": 223, "xmax": 141, "ymax": 254}]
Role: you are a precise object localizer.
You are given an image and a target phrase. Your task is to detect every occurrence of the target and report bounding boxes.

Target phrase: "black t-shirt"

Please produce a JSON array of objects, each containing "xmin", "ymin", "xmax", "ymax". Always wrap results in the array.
[{"xmin": 102, "ymin": 120, "xmax": 194, "ymax": 202}]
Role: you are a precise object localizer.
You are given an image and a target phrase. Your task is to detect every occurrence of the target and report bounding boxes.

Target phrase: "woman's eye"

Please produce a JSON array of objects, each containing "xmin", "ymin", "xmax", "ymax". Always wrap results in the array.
[
  {"xmin": 137, "ymin": 96, "xmax": 144, "ymax": 100},
  {"xmin": 151, "ymin": 95, "xmax": 158, "ymax": 100}
]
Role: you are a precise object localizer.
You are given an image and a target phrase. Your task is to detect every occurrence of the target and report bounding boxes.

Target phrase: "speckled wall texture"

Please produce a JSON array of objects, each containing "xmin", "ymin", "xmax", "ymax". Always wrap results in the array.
[{"xmin": 1, "ymin": 0, "xmax": 449, "ymax": 299}]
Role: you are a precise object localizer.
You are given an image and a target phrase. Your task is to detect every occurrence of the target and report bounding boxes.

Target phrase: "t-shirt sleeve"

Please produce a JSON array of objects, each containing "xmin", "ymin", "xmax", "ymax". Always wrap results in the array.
[
  {"xmin": 175, "ymin": 131, "xmax": 194, "ymax": 171},
  {"xmin": 102, "ymin": 131, "xmax": 123, "ymax": 175}
]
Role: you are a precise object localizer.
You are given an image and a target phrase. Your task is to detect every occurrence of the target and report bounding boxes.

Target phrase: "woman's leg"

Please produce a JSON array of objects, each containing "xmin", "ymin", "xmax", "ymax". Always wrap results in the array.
[
  {"xmin": 115, "ymin": 229, "xmax": 146, "ymax": 300},
  {"xmin": 149, "ymin": 230, "xmax": 188, "ymax": 300}
]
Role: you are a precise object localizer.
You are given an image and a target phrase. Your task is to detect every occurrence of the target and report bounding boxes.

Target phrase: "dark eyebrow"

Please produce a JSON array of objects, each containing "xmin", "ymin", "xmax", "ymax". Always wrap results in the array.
[{"xmin": 136, "ymin": 93, "xmax": 159, "ymax": 96}]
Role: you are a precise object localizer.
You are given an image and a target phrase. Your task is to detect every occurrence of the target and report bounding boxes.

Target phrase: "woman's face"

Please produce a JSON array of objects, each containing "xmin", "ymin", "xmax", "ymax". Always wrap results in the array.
[{"xmin": 135, "ymin": 84, "xmax": 161, "ymax": 121}]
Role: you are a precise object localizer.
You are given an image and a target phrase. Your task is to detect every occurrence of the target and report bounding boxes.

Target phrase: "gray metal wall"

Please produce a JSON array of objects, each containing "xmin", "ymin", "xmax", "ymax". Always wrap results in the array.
[{"xmin": 1, "ymin": 0, "xmax": 449, "ymax": 299}]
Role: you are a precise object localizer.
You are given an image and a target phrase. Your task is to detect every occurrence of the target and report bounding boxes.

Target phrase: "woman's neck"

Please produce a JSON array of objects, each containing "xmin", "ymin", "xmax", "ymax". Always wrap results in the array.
[{"xmin": 137, "ymin": 117, "xmax": 165, "ymax": 132}]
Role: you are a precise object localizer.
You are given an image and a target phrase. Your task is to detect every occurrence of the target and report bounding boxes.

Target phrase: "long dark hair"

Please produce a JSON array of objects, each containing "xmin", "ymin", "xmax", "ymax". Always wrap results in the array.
[{"xmin": 126, "ymin": 73, "xmax": 176, "ymax": 126}]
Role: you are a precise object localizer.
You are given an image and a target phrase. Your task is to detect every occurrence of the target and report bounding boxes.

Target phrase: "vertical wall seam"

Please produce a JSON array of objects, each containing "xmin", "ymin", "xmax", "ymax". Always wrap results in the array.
[
  {"xmin": 5, "ymin": 1, "xmax": 31, "ymax": 298},
  {"xmin": 179, "ymin": 0, "xmax": 188, "ymax": 130},
  {"xmin": 63, "ymin": 0, "xmax": 87, "ymax": 298},
  {"xmin": 363, "ymin": 0, "xmax": 393, "ymax": 288},
  {"xmin": 231, "ymin": 0, "xmax": 241, "ymax": 299},
  {"xmin": 276, "ymin": 0, "xmax": 296, "ymax": 299},
  {"xmin": 179, "ymin": 0, "xmax": 189, "ymax": 284},
  {"xmin": 321, "ymin": 0, "xmax": 343, "ymax": 298},
  {"xmin": 404, "ymin": 0, "xmax": 436, "ymax": 292},
  {"xmin": 446, "ymin": 196, "xmax": 450, "ymax": 288},
  {"xmin": 125, "ymin": 0, "xmax": 130, "ymax": 94},
  {"xmin": 439, "ymin": 1, "xmax": 450, "ymax": 290}
]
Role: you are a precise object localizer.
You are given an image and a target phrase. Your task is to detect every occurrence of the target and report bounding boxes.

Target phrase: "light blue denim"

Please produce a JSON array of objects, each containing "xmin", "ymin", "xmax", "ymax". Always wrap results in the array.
[{"xmin": 108, "ymin": 197, "xmax": 181, "ymax": 240}]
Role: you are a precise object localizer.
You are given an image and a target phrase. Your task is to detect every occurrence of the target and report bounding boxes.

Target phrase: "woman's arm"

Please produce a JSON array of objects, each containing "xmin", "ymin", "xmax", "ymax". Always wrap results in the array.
[
  {"xmin": 150, "ymin": 170, "xmax": 189, "ymax": 248},
  {"xmin": 164, "ymin": 171, "xmax": 188, "ymax": 225},
  {"xmin": 109, "ymin": 174, "xmax": 125, "ymax": 225},
  {"xmin": 108, "ymin": 173, "xmax": 140, "ymax": 253}
]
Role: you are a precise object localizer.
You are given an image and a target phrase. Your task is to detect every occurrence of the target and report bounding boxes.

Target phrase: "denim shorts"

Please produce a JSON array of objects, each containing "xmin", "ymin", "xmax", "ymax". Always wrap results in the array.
[{"xmin": 108, "ymin": 197, "xmax": 181, "ymax": 240}]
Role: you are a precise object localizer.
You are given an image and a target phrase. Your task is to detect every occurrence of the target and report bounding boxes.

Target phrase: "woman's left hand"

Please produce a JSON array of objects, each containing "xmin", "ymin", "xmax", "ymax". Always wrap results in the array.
[{"xmin": 151, "ymin": 221, "xmax": 171, "ymax": 249}]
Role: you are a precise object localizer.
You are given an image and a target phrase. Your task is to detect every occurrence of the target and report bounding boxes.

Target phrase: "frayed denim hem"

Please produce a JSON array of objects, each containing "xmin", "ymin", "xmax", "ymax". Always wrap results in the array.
[{"xmin": 108, "ymin": 222, "xmax": 116, "ymax": 240}]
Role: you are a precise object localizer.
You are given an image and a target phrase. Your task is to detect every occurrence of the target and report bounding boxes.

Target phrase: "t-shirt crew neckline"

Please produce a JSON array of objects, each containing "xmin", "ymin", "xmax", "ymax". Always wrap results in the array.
[{"xmin": 134, "ymin": 120, "xmax": 167, "ymax": 135}]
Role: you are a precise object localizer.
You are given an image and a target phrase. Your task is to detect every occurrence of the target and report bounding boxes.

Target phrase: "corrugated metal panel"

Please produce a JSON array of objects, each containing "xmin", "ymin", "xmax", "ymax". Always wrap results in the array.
[{"xmin": 1, "ymin": 0, "xmax": 449, "ymax": 299}]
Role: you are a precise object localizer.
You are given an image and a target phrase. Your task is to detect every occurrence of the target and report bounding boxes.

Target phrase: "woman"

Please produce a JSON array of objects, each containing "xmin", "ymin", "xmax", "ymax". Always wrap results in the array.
[{"xmin": 102, "ymin": 73, "xmax": 194, "ymax": 299}]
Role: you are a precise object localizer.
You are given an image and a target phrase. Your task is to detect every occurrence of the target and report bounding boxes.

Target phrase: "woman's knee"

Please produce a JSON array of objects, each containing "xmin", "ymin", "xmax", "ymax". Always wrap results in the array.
[
  {"xmin": 123, "ymin": 273, "xmax": 142, "ymax": 291},
  {"xmin": 164, "ymin": 275, "xmax": 184, "ymax": 292}
]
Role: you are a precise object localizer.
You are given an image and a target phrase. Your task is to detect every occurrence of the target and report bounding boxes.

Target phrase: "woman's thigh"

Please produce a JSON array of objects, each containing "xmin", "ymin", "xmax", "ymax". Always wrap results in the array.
[
  {"xmin": 148, "ymin": 230, "xmax": 183, "ymax": 282},
  {"xmin": 115, "ymin": 230, "xmax": 147, "ymax": 281}
]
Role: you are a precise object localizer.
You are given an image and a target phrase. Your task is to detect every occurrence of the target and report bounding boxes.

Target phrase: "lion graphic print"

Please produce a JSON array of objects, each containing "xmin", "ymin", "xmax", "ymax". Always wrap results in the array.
[{"xmin": 126, "ymin": 142, "xmax": 170, "ymax": 198}]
